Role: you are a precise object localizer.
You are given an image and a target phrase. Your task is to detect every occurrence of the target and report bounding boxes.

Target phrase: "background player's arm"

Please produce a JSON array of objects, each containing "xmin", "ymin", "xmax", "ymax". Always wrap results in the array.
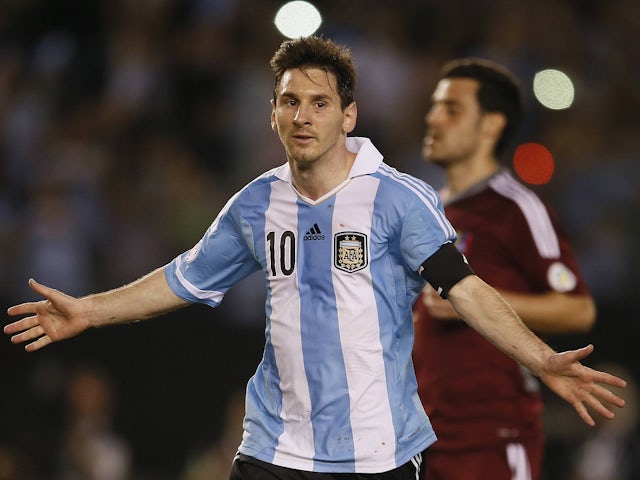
[
  {"xmin": 446, "ymin": 274, "xmax": 625, "ymax": 426},
  {"xmin": 421, "ymin": 285, "xmax": 595, "ymax": 334},
  {"xmin": 497, "ymin": 290, "xmax": 595, "ymax": 334},
  {"xmin": 5, "ymin": 267, "xmax": 189, "ymax": 352}
]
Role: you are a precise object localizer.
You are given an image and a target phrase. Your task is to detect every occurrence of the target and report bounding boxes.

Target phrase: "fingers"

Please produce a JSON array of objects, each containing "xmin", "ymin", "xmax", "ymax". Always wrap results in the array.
[
  {"xmin": 10, "ymin": 324, "xmax": 46, "ymax": 344},
  {"xmin": 578, "ymin": 395, "xmax": 616, "ymax": 426},
  {"xmin": 591, "ymin": 383, "xmax": 626, "ymax": 408},
  {"xmin": 573, "ymin": 394, "xmax": 614, "ymax": 427},
  {"xmin": 26, "ymin": 335, "xmax": 53, "ymax": 352},
  {"xmin": 591, "ymin": 370, "xmax": 628, "ymax": 390},
  {"xmin": 6, "ymin": 278, "xmax": 55, "ymax": 318},
  {"xmin": 7, "ymin": 302, "xmax": 40, "ymax": 317},
  {"xmin": 573, "ymin": 401, "xmax": 595, "ymax": 427},
  {"xmin": 28, "ymin": 278, "xmax": 57, "ymax": 298},
  {"xmin": 571, "ymin": 378, "xmax": 627, "ymax": 427},
  {"xmin": 4, "ymin": 315, "xmax": 51, "ymax": 351},
  {"xmin": 560, "ymin": 344, "xmax": 594, "ymax": 363},
  {"xmin": 4, "ymin": 315, "xmax": 39, "ymax": 335},
  {"xmin": 6, "ymin": 279, "xmax": 59, "ymax": 318}
]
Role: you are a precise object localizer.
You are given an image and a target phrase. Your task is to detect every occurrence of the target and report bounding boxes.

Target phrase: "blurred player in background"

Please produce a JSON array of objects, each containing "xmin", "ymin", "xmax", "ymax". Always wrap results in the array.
[
  {"xmin": 413, "ymin": 58, "xmax": 597, "ymax": 480},
  {"xmin": 6, "ymin": 38, "xmax": 624, "ymax": 480}
]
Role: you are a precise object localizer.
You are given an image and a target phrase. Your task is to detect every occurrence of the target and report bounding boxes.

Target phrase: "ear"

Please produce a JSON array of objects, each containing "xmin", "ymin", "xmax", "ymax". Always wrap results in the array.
[
  {"xmin": 270, "ymin": 99, "xmax": 277, "ymax": 132},
  {"xmin": 343, "ymin": 102, "xmax": 357, "ymax": 134},
  {"xmin": 482, "ymin": 112, "xmax": 506, "ymax": 140}
]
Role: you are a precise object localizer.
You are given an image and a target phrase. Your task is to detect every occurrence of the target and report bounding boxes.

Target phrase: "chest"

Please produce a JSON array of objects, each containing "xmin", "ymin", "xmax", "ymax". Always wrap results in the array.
[{"xmin": 260, "ymin": 178, "xmax": 393, "ymax": 278}]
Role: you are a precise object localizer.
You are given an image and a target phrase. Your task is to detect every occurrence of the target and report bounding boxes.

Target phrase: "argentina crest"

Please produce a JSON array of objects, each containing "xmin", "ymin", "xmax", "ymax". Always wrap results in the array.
[{"xmin": 334, "ymin": 232, "xmax": 368, "ymax": 273}]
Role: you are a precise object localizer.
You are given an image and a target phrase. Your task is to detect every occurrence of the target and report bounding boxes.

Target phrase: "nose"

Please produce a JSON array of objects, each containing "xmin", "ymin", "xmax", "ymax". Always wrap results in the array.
[
  {"xmin": 293, "ymin": 104, "xmax": 311, "ymax": 125},
  {"xmin": 425, "ymin": 105, "xmax": 439, "ymax": 127}
]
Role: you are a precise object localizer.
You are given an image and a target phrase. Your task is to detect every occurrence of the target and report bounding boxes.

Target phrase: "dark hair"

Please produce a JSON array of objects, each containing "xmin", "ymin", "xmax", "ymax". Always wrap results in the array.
[
  {"xmin": 440, "ymin": 58, "xmax": 524, "ymax": 157},
  {"xmin": 270, "ymin": 36, "xmax": 357, "ymax": 110}
]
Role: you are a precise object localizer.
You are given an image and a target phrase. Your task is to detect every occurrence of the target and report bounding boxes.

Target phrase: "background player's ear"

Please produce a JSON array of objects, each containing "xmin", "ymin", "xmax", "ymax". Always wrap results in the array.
[{"xmin": 482, "ymin": 112, "xmax": 506, "ymax": 140}]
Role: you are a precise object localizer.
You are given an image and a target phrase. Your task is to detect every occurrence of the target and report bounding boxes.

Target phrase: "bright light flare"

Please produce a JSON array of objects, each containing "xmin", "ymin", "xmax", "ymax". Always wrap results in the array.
[
  {"xmin": 274, "ymin": 1, "xmax": 322, "ymax": 39},
  {"xmin": 513, "ymin": 142, "xmax": 555, "ymax": 185},
  {"xmin": 533, "ymin": 69, "xmax": 575, "ymax": 110}
]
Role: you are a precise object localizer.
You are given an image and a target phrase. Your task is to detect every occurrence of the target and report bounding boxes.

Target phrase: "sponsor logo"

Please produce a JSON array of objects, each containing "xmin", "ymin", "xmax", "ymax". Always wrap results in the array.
[
  {"xmin": 334, "ymin": 232, "xmax": 368, "ymax": 273},
  {"xmin": 304, "ymin": 223, "xmax": 325, "ymax": 241}
]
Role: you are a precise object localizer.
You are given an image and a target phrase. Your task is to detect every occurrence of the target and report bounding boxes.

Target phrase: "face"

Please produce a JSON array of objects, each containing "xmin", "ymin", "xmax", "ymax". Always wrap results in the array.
[
  {"xmin": 423, "ymin": 78, "xmax": 484, "ymax": 166},
  {"xmin": 271, "ymin": 67, "xmax": 356, "ymax": 168}
]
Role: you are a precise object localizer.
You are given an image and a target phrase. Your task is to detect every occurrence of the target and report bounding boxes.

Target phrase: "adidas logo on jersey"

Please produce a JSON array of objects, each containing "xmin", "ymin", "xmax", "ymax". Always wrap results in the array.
[{"xmin": 304, "ymin": 223, "xmax": 325, "ymax": 241}]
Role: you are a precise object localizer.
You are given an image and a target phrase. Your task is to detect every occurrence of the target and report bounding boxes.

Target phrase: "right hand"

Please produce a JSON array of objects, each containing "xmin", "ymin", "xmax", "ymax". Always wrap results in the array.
[{"xmin": 4, "ymin": 279, "xmax": 91, "ymax": 352}]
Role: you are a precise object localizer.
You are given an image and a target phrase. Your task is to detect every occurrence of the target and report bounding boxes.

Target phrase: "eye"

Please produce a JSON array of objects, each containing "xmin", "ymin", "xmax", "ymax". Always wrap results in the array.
[
  {"xmin": 315, "ymin": 101, "xmax": 326, "ymax": 108},
  {"xmin": 446, "ymin": 105, "xmax": 460, "ymax": 116}
]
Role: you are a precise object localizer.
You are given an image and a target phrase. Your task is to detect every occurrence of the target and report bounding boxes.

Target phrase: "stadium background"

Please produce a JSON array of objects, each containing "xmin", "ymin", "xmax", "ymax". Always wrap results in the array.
[{"xmin": 0, "ymin": 1, "xmax": 638, "ymax": 478}]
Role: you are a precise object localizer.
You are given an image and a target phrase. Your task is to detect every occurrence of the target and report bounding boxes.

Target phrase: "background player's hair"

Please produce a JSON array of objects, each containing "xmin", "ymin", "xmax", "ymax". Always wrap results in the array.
[
  {"xmin": 270, "ymin": 36, "xmax": 357, "ymax": 110},
  {"xmin": 440, "ymin": 58, "xmax": 524, "ymax": 158}
]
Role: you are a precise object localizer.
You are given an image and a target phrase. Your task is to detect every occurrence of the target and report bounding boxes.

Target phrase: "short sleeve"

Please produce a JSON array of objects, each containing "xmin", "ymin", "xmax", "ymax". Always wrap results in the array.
[
  {"xmin": 400, "ymin": 190, "xmax": 458, "ymax": 272},
  {"xmin": 165, "ymin": 197, "xmax": 261, "ymax": 307}
]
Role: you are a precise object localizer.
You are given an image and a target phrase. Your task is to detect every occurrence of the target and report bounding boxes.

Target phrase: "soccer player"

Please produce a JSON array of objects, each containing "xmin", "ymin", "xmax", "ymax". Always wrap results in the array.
[
  {"xmin": 5, "ymin": 37, "xmax": 625, "ymax": 480},
  {"xmin": 413, "ymin": 58, "xmax": 597, "ymax": 480}
]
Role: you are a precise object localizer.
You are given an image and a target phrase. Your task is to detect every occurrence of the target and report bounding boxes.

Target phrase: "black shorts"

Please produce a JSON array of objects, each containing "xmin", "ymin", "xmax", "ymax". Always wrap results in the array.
[{"xmin": 230, "ymin": 453, "xmax": 423, "ymax": 480}]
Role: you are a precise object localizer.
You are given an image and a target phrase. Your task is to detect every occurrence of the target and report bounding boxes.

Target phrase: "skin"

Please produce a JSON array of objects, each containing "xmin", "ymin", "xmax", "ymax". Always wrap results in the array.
[
  {"xmin": 421, "ymin": 77, "xmax": 596, "ymax": 334},
  {"xmin": 4, "ymin": 68, "xmax": 626, "ymax": 428},
  {"xmin": 271, "ymin": 67, "xmax": 357, "ymax": 200}
]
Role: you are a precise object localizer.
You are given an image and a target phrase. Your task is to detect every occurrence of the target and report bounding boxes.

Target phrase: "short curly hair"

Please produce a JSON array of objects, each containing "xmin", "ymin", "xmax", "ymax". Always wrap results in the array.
[{"xmin": 270, "ymin": 36, "xmax": 357, "ymax": 110}]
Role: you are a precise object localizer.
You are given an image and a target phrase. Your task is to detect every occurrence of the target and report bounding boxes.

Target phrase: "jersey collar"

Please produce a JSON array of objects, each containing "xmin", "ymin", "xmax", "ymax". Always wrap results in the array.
[{"xmin": 274, "ymin": 136, "xmax": 383, "ymax": 183}]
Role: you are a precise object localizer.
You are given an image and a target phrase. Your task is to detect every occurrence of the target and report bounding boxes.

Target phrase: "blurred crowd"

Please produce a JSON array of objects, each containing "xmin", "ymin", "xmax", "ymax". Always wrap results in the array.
[{"xmin": 0, "ymin": 0, "xmax": 638, "ymax": 478}]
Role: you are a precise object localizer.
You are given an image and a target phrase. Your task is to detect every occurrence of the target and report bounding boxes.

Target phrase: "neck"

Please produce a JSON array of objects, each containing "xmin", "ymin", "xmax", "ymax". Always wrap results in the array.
[
  {"xmin": 290, "ymin": 150, "xmax": 356, "ymax": 200},
  {"xmin": 443, "ymin": 154, "xmax": 500, "ymax": 198}
]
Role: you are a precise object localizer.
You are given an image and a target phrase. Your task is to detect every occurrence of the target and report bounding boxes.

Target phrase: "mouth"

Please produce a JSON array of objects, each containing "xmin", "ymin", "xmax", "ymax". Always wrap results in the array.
[
  {"xmin": 424, "ymin": 130, "xmax": 441, "ymax": 145},
  {"xmin": 292, "ymin": 134, "xmax": 315, "ymax": 144}
]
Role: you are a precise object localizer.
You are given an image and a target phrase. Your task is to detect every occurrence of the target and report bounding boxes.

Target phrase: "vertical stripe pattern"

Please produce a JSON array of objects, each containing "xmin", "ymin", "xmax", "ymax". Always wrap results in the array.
[
  {"xmin": 164, "ymin": 138, "xmax": 447, "ymax": 473},
  {"xmin": 265, "ymin": 181, "xmax": 316, "ymax": 470},
  {"xmin": 332, "ymin": 176, "xmax": 397, "ymax": 468}
]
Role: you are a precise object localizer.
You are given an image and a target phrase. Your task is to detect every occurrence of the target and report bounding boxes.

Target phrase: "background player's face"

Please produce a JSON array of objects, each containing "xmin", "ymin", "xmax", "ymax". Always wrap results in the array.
[
  {"xmin": 271, "ymin": 67, "xmax": 356, "ymax": 167},
  {"xmin": 423, "ymin": 78, "xmax": 485, "ymax": 166}
]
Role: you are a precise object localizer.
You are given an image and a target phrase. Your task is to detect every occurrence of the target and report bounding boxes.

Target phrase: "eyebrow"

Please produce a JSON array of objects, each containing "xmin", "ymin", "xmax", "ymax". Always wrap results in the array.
[
  {"xmin": 432, "ymin": 98, "xmax": 462, "ymax": 108},
  {"xmin": 278, "ymin": 91, "xmax": 333, "ymax": 103}
]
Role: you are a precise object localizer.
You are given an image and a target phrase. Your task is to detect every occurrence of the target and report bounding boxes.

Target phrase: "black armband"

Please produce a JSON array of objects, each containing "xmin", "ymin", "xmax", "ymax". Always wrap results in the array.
[{"xmin": 418, "ymin": 242, "xmax": 474, "ymax": 299}]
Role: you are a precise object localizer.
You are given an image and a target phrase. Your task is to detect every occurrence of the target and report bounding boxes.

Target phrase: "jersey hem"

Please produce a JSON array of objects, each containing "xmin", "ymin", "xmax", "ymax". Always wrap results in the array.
[{"xmin": 238, "ymin": 433, "xmax": 437, "ymax": 474}]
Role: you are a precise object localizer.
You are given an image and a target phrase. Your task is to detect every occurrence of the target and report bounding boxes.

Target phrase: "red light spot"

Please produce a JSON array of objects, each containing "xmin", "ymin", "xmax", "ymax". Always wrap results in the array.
[{"xmin": 513, "ymin": 142, "xmax": 554, "ymax": 185}]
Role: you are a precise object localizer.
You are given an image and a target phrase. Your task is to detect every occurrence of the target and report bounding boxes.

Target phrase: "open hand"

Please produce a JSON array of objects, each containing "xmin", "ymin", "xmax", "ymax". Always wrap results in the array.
[
  {"xmin": 4, "ymin": 279, "xmax": 91, "ymax": 352},
  {"xmin": 540, "ymin": 344, "xmax": 627, "ymax": 426}
]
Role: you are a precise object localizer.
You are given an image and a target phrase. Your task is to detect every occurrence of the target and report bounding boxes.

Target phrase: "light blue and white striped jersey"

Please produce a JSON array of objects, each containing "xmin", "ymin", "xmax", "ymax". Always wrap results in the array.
[{"xmin": 165, "ymin": 137, "xmax": 457, "ymax": 473}]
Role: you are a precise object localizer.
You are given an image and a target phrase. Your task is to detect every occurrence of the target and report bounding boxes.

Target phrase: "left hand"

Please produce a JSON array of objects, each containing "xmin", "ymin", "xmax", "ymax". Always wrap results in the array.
[{"xmin": 540, "ymin": 344, "xmax": 627, "ymax": 426}]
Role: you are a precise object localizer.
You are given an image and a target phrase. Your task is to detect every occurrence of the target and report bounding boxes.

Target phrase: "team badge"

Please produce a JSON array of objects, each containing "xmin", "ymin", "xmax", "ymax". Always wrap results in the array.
[
  {"xmin": 334, "ymin": 232, "xmax": 368, "ymax": 273},
  {"xmin": 547, "ymin": 261, "xmax": 577, "ymax": 292}
]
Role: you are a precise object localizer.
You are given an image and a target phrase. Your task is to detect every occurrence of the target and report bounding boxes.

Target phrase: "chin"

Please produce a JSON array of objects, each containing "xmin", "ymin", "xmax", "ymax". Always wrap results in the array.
[{"xmin": 425, "ymin": 153, "xmax": 448, "ymax": 167}]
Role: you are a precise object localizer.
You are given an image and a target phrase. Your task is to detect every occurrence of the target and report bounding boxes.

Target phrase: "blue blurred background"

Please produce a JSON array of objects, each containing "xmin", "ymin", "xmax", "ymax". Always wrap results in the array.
[{"xmin": 1, "ymin": 1, "xmax": 638, "ymax": 478}]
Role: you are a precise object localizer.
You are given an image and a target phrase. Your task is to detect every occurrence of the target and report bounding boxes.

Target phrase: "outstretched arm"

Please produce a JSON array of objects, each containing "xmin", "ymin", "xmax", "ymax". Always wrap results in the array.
[
  {"xmin": 5, "ymin": 267, "xmax": 189, "ymax": 352},
  {"xmin": 447, "ymin": 274, "xmax": 626, "ymax": 427}
]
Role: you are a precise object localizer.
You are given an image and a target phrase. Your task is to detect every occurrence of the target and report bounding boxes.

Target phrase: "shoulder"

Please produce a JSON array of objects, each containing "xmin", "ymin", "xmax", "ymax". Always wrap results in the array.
[
  {"xmin": 373, "ymin": 162, "xmax": 441, "ymax": 207},
  {"xmin": 213, "ymin": 167, "xmax": 282, "ymax": 225},
  {"xmin": 230, "ymin": 167, "xmax": 281, "ymax": 203},
  {"xmin": 488, "ymin": 170, "xmax": 548, "ymax": 212},
  {"xmin": 488, "ymin": 170, "xmax": 560, "ymax": 258}
]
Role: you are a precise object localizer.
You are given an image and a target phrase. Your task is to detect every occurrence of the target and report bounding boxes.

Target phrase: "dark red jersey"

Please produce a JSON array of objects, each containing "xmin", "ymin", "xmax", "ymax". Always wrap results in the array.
[{"xmin": 413, "ymin": 170, "xmax": 591, "ymax": 451}]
